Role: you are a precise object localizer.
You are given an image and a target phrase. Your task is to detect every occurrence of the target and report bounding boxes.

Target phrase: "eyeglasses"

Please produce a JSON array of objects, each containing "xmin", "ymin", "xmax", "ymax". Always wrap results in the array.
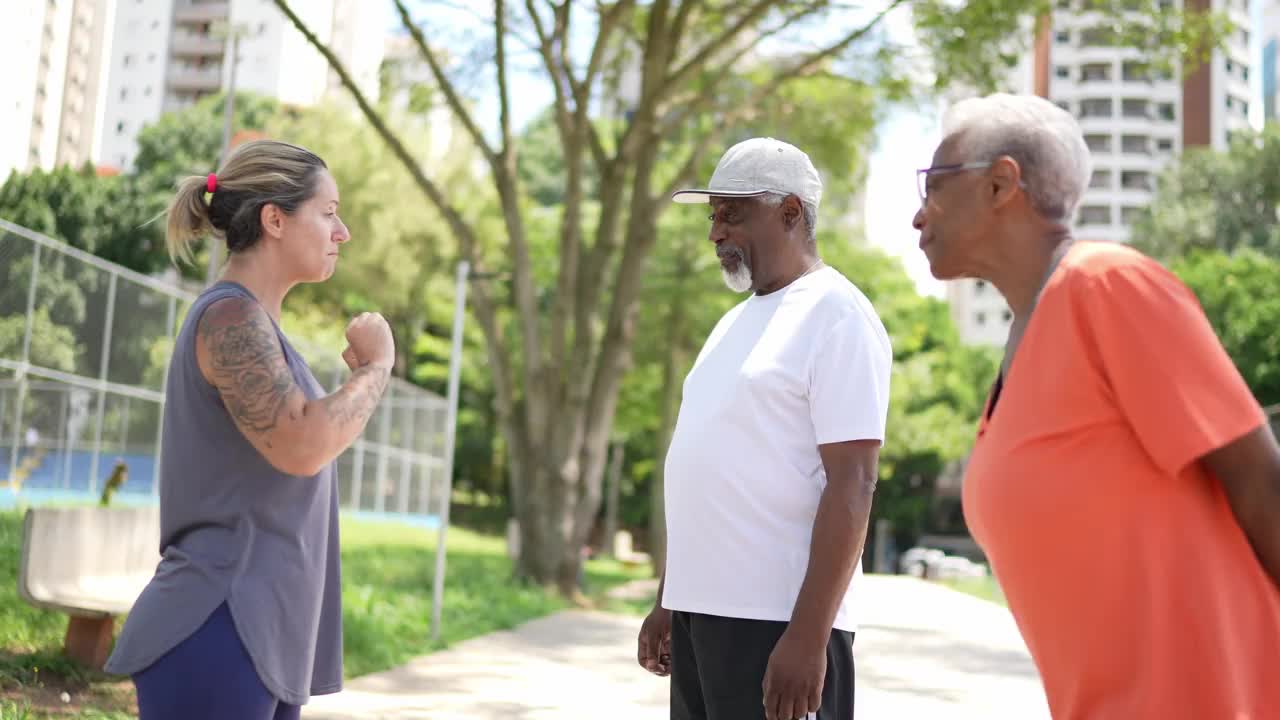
[{"xmin": 916, "ymin": 162, "xmax": 993, "ymax": 204}]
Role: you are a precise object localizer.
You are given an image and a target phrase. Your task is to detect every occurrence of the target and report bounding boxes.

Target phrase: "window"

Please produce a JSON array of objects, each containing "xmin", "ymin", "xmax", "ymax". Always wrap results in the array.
[
  {"xmin": 1085, "ymin": 133, "xmax": 1116, "ymax": 152},
  {"xmin": 1055, "ymin": 100, "xmax": 1071, "ymax": 113},
  {"xmin": 116, "ymin": 120, "xmax": 125, "ymax": 134},
  {"xmin": 1243, "ymin": 66, "xmax": 1250, "ymax": 82},
  {"xmin": 144, "ymin": 85, "xmax": 152, "ymax": 96},
  {"xmin": 1226, "ymin": 96, "xmax": 1234, "ymax": 110},
  {"xmin": 1090, "ymin": 170, "xmax": 1113, "ymax": 189},
  {"xmin": 1056, "ymin": 30, "xmax": 1070, "ymax": 44},
  {"xmin": 1080, "ymin": 98, "xmax": 1113, "ymax": 118},
  {"xmin": 1079, "ymin": 206, "xmax": 1112, "ymax": 225},
  {"xmin": 1121, "ymin": 135, "xmax": 1149, "ymax": 154},
  {"xmin": 975, "ymin": 280, "xmax": 987, "ymax": 293},
  {"xmin": 1081, "ymin": 63, "xmax": 1111, "ymax": 82},
  {"xmin": 1157, "ymin": 139, "xmax": 1174, "ymax": 152},
  {"xmin": 1002, "ymin": 310, "xmax": 1013, "ymax": 323},
  {"xmin": 1121, "ymin": 171, "xmax": 1150, "ymax": 190},
  {"xmin": 1227, "ymin": 59, "xmax": 1234, "ymax": 73},
  {"xmin": 123, "ymin": 54, "xmax": 132, "ymax": 67},
  {"xmin": 1056, "ymin": 66, "xmax": 1071, "ymax": 79},
  {"xmin": 1242, "ymin": 100, "xmax": 1250, "ymax": 115},
  {"xmin": 1157, "ymin": 103, "xmax": 1175, "ymax": 121},
  {"xmin": 120, "ymin": 87, "xmax": 128, "ymax": 100},
  {"xmin": 1122, "ymin": 99, "xmax": 1149, "ymax": 119},
  {"xmin": 1121, "ymin": 207, "xmax": 1144, "ymax": 225}
]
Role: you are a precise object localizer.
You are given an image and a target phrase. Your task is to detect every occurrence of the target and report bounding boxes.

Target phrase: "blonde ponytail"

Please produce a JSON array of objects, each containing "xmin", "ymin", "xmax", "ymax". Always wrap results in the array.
[{"xmin": 165, "ymin": 174, "xmax": 217, "ymax": 265}]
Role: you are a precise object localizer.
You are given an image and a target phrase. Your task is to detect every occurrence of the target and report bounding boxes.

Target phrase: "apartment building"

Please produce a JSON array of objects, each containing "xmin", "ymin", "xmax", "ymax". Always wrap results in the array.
[
  {"xmin": 0, "ymin": 0, "xmax": 115, "ymax": 180},
  {"xmin": 97, "ymin": 0, "xmax": 385, "ymax": 172},
  {"xmin": 1264, "ymin": 0, "xmax": 1280, "ymax": 120},
  {"xmin": 947, "ymin": 0, "xmax": 1255, "ymax": 346}
]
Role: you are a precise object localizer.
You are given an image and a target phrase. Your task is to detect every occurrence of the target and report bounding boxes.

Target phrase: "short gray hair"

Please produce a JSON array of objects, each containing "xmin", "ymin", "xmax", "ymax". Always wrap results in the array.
[
  {"xmin": 760, "ymin": 192, "xmax": 818, "ymax": 243},
  {"xmin": 941, "ymin": 93, "xmax": 1092, "ymax": 222}
]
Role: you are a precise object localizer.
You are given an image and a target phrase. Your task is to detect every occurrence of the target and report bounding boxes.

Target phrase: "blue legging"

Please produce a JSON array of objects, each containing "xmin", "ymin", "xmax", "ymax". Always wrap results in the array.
[{"xmin": 132, "ymin": 602, "xmax": 300, "ymax": 720}]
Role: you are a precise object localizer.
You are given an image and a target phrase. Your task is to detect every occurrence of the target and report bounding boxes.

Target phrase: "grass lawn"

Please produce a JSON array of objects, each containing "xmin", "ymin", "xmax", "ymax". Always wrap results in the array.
[
  {"xmin": 0, "ymin": 510, "xmax": 648, "ymax": 719},
  {"xmin": 938, "ymin": 575, "xmax": 1007, "ymax": 606}
]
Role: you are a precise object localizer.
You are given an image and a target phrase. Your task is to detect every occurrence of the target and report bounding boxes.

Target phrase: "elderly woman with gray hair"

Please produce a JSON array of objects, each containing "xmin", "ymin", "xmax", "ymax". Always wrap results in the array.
[{"xmin": 911, "ymin": 93, "xmax": 1280, "ymax": 719}]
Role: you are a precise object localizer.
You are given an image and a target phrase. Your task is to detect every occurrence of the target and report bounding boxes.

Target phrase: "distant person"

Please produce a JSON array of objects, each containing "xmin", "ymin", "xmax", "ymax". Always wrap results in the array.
[
  {"xmin": 912, "ymin": 93, "xmax": 1280, "ymax": 718},
  {"xmin": 638, "ymin": 137, "xmax": 892, "ymax": 720},
  {"xmin": 105, "ymin": 140, "xmax": 395, "ymax": 720}
]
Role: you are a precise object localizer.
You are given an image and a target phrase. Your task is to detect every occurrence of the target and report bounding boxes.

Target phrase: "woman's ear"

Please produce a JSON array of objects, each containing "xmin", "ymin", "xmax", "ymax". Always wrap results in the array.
[{"xmin": 259, "ymin": 203, "xmax": 285, "ymax": 239}]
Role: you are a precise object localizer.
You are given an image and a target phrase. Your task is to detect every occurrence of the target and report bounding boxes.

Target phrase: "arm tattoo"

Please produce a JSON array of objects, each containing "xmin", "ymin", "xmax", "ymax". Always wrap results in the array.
[
  {"xmin": 321, "ymin": 364, "xmax": 390, "ymax": 426},
  {"xmin": 198, "ymin": 298, "xmax": 299, "ymax": 446}
]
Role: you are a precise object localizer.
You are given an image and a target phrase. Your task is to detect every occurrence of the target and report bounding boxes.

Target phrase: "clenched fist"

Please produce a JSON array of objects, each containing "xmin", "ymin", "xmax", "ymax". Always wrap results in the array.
[{"xmin": 343, "ymin": 312, "xmax": 394, "ymax": 371}]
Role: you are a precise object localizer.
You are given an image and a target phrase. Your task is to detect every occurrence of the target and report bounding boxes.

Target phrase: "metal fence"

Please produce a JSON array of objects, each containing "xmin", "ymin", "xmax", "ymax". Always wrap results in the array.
[{"xmin": 0, "ymin": 219, "xmax": 450, "ymax": 526}]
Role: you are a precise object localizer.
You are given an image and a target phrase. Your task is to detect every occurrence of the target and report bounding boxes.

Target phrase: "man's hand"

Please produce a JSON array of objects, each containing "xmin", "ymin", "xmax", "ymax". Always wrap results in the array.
[
  {"xmin": 637, "ymin": 606, "xmax": 672, "ymax": 676},
  {"xmin": 763, "ymin": 627, "xmax": 825, "ymax": 720}
]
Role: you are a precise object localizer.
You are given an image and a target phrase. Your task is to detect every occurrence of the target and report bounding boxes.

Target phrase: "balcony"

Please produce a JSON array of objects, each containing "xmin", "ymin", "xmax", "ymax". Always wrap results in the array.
[
  {"xmin": 1121, "ymin": 100, "xmax": 1151, "ymax": 120},
  {"xmin": 173, "ymin": 1, "xmax": 230, "ymax": 24},
  {"xmin": 167, "ymin": 67, "xmax": 222, "ymax": 92},
  {"xmin": 1080, "ymin": 63, "xmax": 1112, "ymax": 83},
  {"xmin": 170, "ymin": 34, "xmax": 225, "ymax": 57},
  {"xmin": 1120, "ymin": 135, "xmax": 1153, "ymax": 157},
  {"xmin": 1120, "ymin": 171, "xmax": 1151, "ymax": 192}
]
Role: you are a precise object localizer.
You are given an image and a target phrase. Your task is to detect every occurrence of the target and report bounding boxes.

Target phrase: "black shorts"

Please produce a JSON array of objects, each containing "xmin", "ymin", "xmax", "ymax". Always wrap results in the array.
[{"xmin": 670, "ymin": 610, "xmax": 855, "ymax": 720}]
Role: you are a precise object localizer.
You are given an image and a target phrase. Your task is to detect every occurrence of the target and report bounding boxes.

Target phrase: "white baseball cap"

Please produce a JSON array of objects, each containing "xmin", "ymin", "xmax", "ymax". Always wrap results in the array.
[{"xmin": 672, "ymin": 137, "xmax": 823, "ymax": 209}]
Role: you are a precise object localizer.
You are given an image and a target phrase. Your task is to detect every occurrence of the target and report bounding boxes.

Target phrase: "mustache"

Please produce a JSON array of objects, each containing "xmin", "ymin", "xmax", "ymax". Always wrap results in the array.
[{"xmin": 717, "ymin": 245, "xmax": 745, "ymax": 261}]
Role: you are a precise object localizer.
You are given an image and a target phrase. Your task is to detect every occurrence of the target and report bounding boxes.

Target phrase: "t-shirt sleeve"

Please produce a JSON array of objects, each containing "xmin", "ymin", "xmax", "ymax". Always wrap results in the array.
[
  {"xmin": 1077, "ymin": 257, "xmax": 1266, "ymax": 477},
  {"xmin": 808, "ymin": 311, "xmax": 892, "ymax": 445}
]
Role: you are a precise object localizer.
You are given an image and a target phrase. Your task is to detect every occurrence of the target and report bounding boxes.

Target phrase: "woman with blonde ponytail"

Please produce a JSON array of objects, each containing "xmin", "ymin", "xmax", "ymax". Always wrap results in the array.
[{"xmin": 104, "ymin": 139, "xmax": 395, "ymax": 720}]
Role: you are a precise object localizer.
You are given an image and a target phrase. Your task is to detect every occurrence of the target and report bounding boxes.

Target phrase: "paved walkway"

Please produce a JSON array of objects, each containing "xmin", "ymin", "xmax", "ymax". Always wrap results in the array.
[{"xmin": 303, "ymin": 575, "xmax": 1050, "ymax": 719}]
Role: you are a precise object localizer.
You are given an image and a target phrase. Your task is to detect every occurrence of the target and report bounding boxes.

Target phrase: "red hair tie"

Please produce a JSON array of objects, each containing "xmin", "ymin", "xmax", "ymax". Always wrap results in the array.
[{"xmin": 206, "ymin": 173, "xmax": 218, "ymax": 194}]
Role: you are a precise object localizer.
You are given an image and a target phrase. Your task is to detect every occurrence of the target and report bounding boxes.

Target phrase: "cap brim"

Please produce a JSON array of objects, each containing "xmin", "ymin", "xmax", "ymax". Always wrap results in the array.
[{"xmin": 671, "ymin": 188, "xmax": 772, "ymax": 204}]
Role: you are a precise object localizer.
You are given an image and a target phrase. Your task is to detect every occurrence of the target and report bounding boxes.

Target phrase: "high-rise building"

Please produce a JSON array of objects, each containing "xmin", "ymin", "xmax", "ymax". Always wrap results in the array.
[
  {"xmin": 1264, "ymin": 0, "xmax": 1280, "ymax": 121},
  {"xmin": 59, "ymin": 0, "xmax": 118, "ymax": 168},
  {"xmin": 98, "ymin": 0, "xmax": 385, "ymax": 172},
  {"xmin": 946, "ymin": 0, "xmax": 1255, "ymax": 346},
  {"xmin": 0, "ymin": 0, "xmax": 116, "ymax": 181}
]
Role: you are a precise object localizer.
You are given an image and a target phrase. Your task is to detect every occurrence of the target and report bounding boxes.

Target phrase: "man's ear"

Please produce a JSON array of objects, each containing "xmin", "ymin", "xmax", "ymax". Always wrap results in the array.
[
  {"xmin": 782, "ymin": 195, "xmax": 803, "ymax": 230},
  {"xmin": 990, "ymin": 156, "xmax": 1023, "ymax": 210},
  {"xmin": 260, "ymin": 203, "xmax": 284, "ymax": 239}
]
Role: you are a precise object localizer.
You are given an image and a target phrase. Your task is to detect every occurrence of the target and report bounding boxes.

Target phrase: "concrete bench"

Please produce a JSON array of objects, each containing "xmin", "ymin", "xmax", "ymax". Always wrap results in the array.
[{"xmin": 17, "ymin": 506, "xmax": 160, "ymax": 669}]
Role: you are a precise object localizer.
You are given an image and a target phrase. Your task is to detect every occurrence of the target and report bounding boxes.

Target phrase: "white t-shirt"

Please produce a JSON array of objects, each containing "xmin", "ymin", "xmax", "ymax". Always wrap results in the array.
[{"xmin": 660, "ymin": 266, "xmax": 891, "ymax": 632}]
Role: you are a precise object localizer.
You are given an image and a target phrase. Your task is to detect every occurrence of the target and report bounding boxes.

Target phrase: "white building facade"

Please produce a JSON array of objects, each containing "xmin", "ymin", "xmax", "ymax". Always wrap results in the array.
[
  {"xmin": 0, "ymin": 0, "xmax": 117, "ymax": 180},
  {"xmin": 96, "ymin": 0, "xmax": 385, "ymax": 172}
]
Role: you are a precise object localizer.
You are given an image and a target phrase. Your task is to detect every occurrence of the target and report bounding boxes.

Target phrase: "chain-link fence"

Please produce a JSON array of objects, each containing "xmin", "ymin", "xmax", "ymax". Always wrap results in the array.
[{"xmin": 0, "ymin": 219, "xmax": 449, "ymax": 526}]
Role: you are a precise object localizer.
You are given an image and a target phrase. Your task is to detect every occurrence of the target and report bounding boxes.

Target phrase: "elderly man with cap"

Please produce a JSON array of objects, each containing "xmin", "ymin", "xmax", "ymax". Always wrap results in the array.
[{"xmin": 636, "ymin": 137, "xmax": 891, "ymax": 720}]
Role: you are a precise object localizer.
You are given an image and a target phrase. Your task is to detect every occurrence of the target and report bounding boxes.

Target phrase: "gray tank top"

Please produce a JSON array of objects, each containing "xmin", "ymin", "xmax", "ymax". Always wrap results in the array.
[{"xmin": 105, "ymin": 281, "xmax": 344, "ymax": 704}]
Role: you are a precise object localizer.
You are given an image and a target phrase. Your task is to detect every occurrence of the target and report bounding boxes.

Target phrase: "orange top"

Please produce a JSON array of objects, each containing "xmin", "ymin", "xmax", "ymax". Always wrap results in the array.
[{"xmin": 963, "ymin": 241, "xmax": 1280, "ymax": 720}]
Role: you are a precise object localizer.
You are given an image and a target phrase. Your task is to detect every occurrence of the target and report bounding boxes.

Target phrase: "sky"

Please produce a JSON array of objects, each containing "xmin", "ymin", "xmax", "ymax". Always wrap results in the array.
[{"xmin": 390, "ymin": 1, "xmax": 1271, "ymax": 301}]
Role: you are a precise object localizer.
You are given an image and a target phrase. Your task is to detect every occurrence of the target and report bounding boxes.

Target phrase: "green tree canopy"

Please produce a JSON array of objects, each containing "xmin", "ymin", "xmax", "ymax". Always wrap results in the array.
[
  {"xmin": 1173, "ymin": 249, "xmax": 1280, "ymax": 408},
  {"xmin": 1132, "ymin": 125, "xmax": 1280, "ymax": 262}
]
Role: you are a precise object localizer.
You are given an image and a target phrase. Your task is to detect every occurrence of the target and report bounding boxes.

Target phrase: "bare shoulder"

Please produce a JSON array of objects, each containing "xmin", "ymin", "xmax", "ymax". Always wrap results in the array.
[
  {"xmin": 197, "ymin": 296, "xmax": 280, "ymax": 368},
  {"xmin": 196, "ymin": 295, "xmax": 300, "ymax": 441}
]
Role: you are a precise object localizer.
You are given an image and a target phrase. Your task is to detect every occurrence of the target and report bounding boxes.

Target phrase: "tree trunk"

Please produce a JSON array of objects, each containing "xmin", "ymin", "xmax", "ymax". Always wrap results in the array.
[{"xmin": 603, "ymin": 439, "xmax": 624, "ymax": 557}]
